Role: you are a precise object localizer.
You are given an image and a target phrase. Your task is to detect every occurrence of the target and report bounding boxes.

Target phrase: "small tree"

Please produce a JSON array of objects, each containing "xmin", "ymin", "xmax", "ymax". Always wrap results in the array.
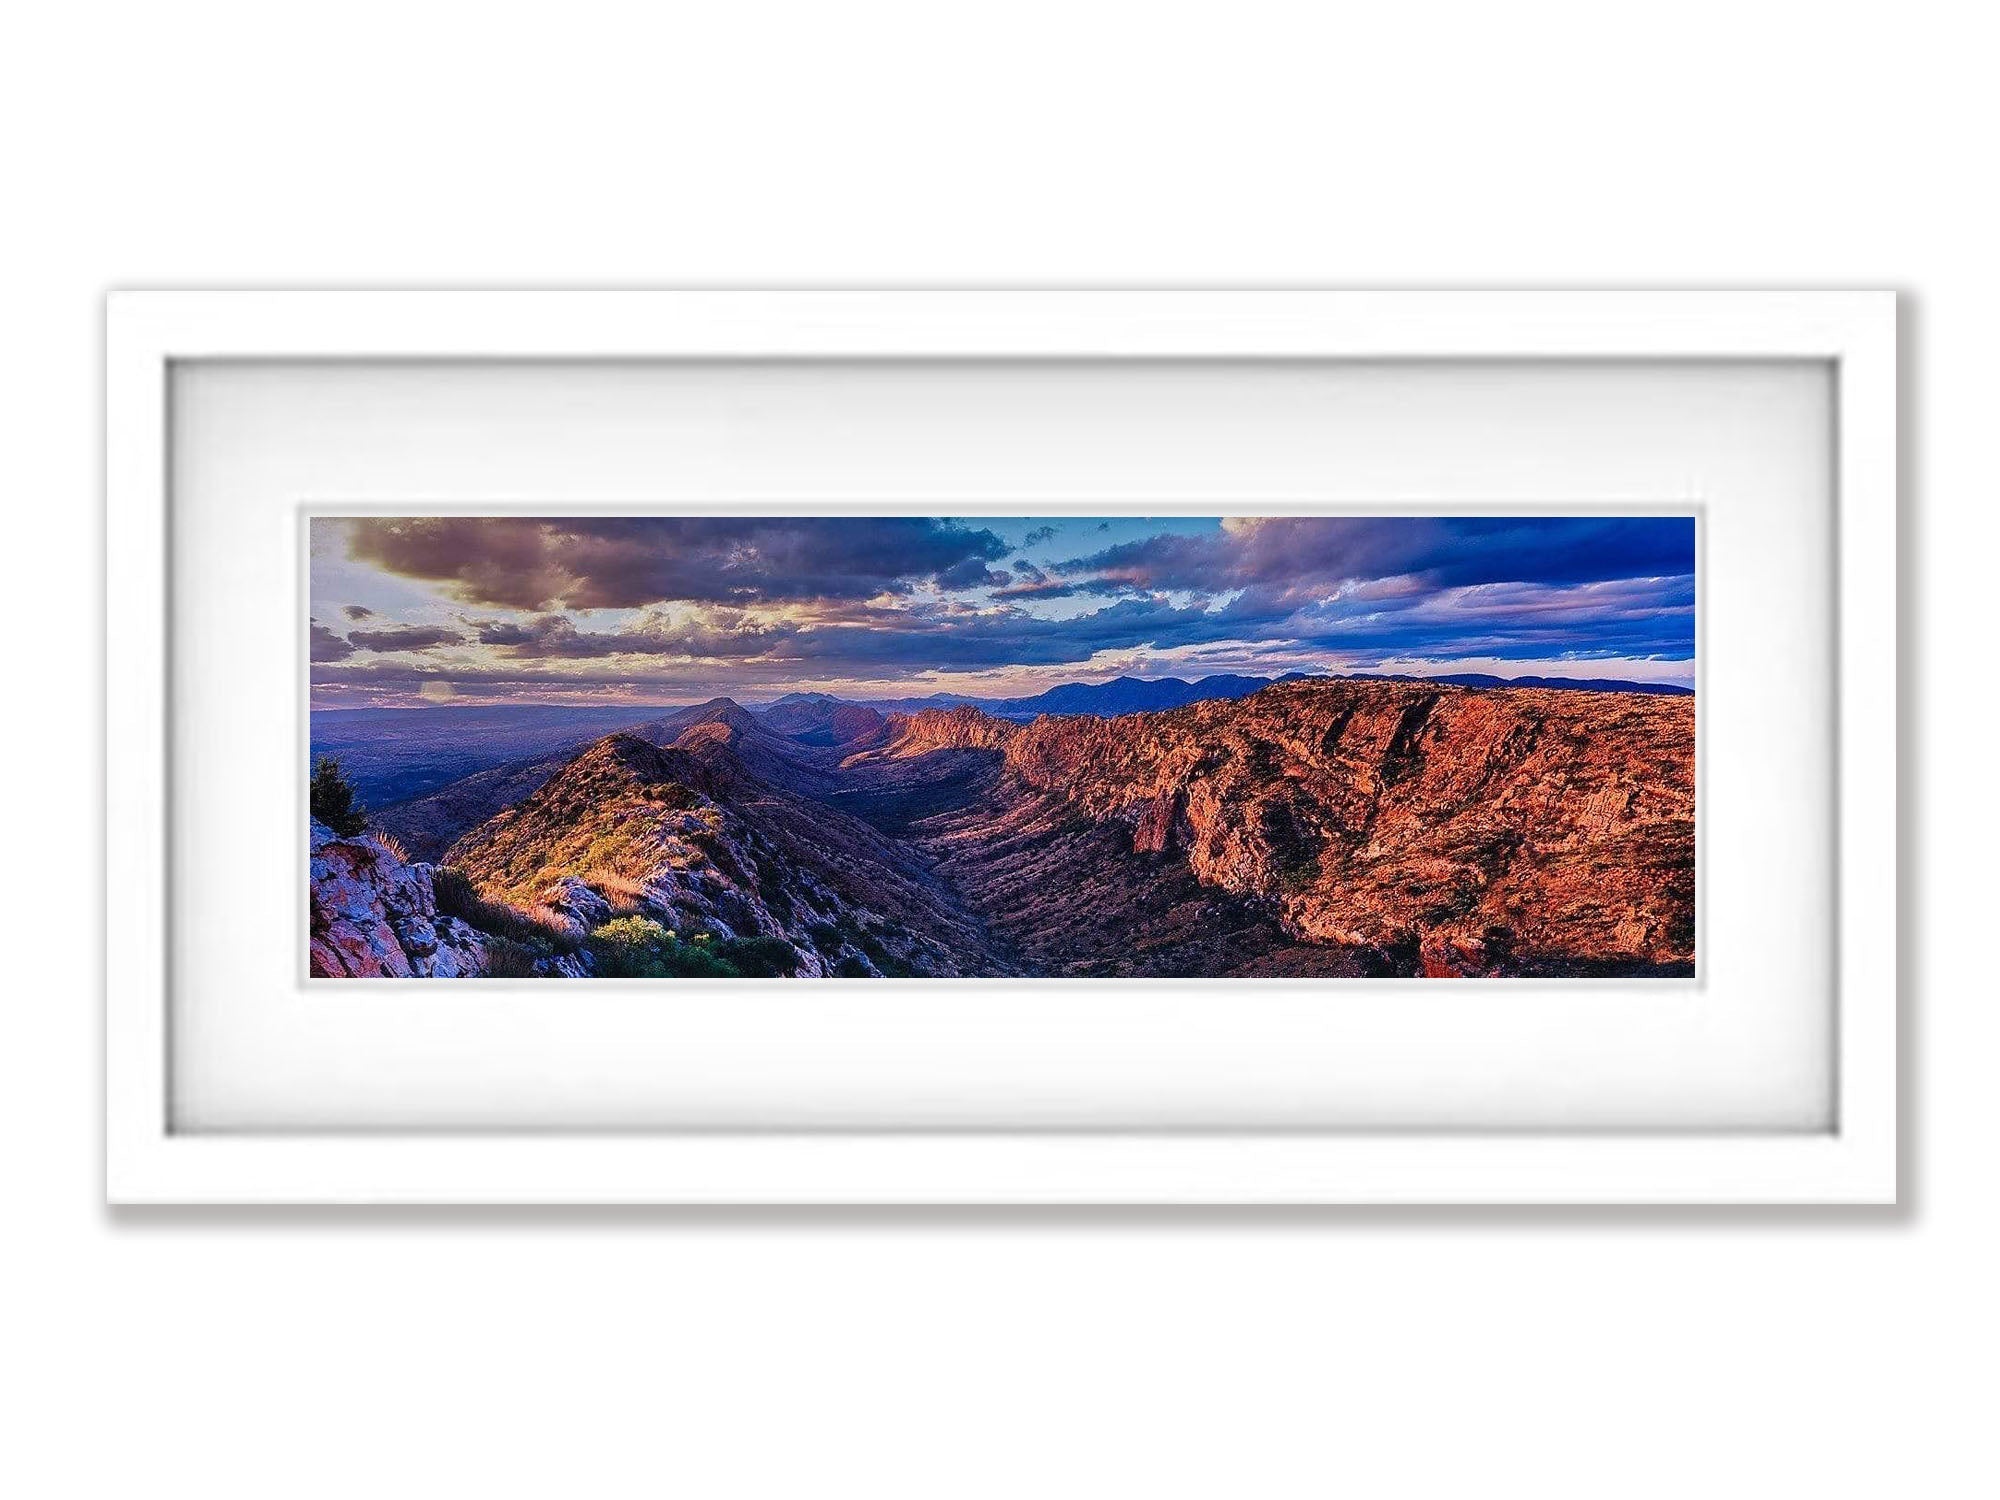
[{"xmin": 310, "ymin": 755, "xmax": 369, "ymax": 837}]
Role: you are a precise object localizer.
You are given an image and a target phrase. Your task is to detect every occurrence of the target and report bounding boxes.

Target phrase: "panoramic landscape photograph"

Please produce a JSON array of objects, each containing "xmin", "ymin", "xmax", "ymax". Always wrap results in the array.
[{"xmin": 307, "ymin": 513, "xmax": 1696, "ymax": 980}]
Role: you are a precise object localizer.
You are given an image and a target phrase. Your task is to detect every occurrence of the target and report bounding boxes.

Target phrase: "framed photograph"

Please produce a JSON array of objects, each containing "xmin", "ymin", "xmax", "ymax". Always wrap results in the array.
[{"xmin": 106, "ymin": 290, "xmax": 1896, "ymax": 1204}]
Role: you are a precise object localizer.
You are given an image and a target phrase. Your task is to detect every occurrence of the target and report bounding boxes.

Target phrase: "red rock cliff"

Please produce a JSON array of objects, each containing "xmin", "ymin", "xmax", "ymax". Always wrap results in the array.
[{"xmin": 889, "ymin": 679, "xmax": 1695, "ymax": 976}]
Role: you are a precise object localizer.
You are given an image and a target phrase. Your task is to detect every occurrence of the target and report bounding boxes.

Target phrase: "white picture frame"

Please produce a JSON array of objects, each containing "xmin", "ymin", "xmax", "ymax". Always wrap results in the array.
[{"xmin": 106, "ymin": 290, "xmax": 1897, "ymax": 1204}]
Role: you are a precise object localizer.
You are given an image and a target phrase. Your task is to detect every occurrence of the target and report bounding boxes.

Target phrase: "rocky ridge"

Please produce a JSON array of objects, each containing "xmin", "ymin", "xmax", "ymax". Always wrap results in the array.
[{"xmin": 443, "ymin": 732, "xmax": 1003, "ymax": 977}]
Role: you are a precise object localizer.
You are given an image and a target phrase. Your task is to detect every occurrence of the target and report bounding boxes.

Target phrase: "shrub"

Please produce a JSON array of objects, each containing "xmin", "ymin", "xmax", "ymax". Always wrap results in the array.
[
  {"xmin": 583, "ymin": 915, "xmax": 790, "ymax": 979},
  {"xmin": 589, "ymin": 915, "xmax": 698, "ymax": 977},
  {"xmin": 714, "ymin": 934, "xmax": 803, "ymax": 978},
  {"xmin": 481, "ymin": 936, "xmax": 547, "ymax": 978},
  {"xmin": 310, "ymin": 756, "xmax": 369, "ymax": 837},
  {"xmin": 851, "ymin": 923, "xmax": 914, "ymax": 977},
  {"xmin": 432, "ymin": 866, "xmax": 579, "ymax": 954}
]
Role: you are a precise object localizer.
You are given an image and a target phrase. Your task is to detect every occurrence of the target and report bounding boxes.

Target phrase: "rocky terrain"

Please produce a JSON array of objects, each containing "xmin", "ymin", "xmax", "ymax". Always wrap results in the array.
[
  {"xmin": 309, "ymin": 818, "xmax": 595, "ymax": 978},
  {"xmin": 314, "ymin": 677, "xmax": 1695, "ymax": 979},
  {"xmin": 308, "ymin": 819, "xmax": 493, "ymax": 978}
]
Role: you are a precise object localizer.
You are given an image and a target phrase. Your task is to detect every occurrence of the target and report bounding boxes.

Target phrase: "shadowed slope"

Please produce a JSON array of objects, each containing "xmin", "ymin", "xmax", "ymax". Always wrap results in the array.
[
  {"xmin": 757, "ymin": 694, "xmax": 888, "ymax": 746},
  {"xmin": 444, "ymin": 733, "xmax": 1006, "ymax": 977}
]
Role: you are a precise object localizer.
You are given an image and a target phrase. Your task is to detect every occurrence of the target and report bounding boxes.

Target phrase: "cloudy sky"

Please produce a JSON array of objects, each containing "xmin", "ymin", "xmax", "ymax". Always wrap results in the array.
[{"xmin": 308, "ymin": 514, "xmax": 1696, "ymax": 708}]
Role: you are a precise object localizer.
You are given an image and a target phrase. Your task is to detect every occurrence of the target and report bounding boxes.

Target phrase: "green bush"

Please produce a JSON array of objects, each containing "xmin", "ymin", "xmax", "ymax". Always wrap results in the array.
[
  {"xmin": 715, "ymin": 934, "xmax": 802, "ymax": 978},
  {"xmin": 585, "ymin": 915, "xmax": 803, "ymax": 979},
  {"xmin": 310, "ymin": 756, "xmax": 369, "ymax": 837},
  {"xmin": 588, "ymin": 915, "xmax": 739, "ymax": 978}
]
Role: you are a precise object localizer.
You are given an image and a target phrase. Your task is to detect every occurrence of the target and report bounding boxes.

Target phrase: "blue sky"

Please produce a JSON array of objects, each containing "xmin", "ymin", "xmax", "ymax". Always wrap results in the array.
[{"xmin": 309, "ymin": 514, "xmax": 1696, "ymax": 707}]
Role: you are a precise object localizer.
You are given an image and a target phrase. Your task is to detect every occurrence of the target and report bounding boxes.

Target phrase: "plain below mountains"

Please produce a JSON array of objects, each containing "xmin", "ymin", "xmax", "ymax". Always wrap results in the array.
[{"xmin": 312, "ymin": 674, "xmax": 1695, "ymax": 981}]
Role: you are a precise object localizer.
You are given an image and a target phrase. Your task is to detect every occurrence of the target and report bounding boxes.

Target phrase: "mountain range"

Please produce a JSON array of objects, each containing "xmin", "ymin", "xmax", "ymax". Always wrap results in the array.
[
  {"xmin": 858, "ymin": 670, "xmax": 1688, "ymax": 720},
  {"xmin": 330, "ymin": 670, "xmax": 1691, "ymax": 823},
  {"xmin": 315, "ymin": 675, "xmax": 1696, "ymax": 980},
  {"xmin": 857, "ymin": 672, "xmax": 1313, "ymax": 721}
]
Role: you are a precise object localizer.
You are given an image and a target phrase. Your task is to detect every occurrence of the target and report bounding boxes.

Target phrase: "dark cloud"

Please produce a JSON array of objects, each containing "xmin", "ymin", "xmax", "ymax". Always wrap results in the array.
[
  {"xmin": 467, "ymin": 609, "xmax": 795, "ymax": 660},
  {"xmin": 317, "ymin": 516, "xmax": 1696, "ymax": 703},
  {"xmin": 346, "ymin": 625, "xmax": 468, "ymax": 652},
  {"xmin": 1268, "ymin": 574, "xmax": 1696, "ymax": 660},
  {"xmin": 314, "ymin": 568, "xmax": 1694, "ymax": 703},
  {"xmin": 1022, "ymin": 525, "xmax": 1058, "ymax": 546},
  {"xmin": 468, "ymin": 615, "xmax": 574, "ymax": 649},
  {"xmin": 934, "ymin": 558, "xmax": 1014, "ymax": 591},
  {"xmin": 345, "ymin": 517, "xmax": 1010, "ymax": 610},
  {"xmin": 341, "ymin": 604, "xmax": 375, "ymax": 620},
  {"xmin": 459, "ymin": 580, "xmax": 1662, "ymax": 675},
  {"xmin": 1066, "ymin": 517, "xmax": 1695, "ymax": 597},
  {"xmin": 310, "ymin": 623, "xmax": 355, "ymax": 661},
  {"xmin": 442, "ymin": 595, "xmax": 1237, "ymax": 671}
]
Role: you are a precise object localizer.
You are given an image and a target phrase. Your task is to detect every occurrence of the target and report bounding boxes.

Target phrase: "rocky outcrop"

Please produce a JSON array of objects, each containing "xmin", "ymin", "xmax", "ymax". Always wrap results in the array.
[
  {"xmin": 860, "ymin": 705, "xmax": 1019, "ymax": 759},
  {"xmin": 1130, "ymin": 790, "xmax": 1186, "ymax": 855},
  {"xmin": 308, "ymin": 819, "xmax": 489, "ymax": 978}
]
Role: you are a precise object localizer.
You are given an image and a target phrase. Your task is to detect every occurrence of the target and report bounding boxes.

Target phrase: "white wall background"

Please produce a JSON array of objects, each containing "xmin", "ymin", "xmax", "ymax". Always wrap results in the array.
[{"xmin": 1, "ymin": 3, "xmax": 1987, "ymax": 1496}]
